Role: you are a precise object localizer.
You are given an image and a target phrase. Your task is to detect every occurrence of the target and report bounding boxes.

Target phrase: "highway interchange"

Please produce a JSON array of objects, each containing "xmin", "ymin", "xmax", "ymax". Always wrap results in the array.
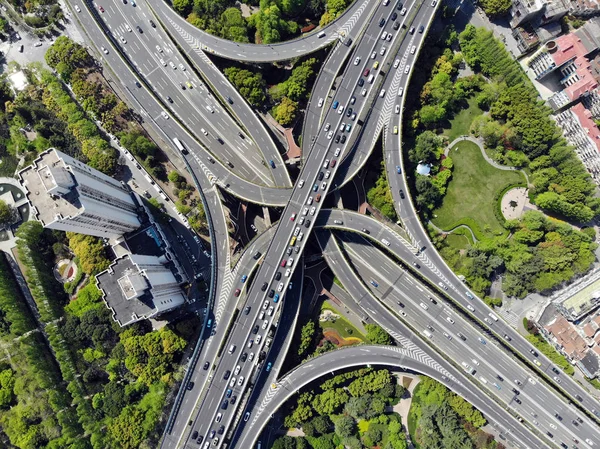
[{"xmin": 65, "ymin": 0, "xmax": 600, "ymax": 448}]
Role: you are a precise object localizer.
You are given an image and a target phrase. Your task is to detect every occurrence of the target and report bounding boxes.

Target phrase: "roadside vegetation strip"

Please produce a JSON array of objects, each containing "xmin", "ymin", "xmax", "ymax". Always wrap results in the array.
[{"xmin": 522, "ymin": 318, "xmax": 575, "ymax": 376}]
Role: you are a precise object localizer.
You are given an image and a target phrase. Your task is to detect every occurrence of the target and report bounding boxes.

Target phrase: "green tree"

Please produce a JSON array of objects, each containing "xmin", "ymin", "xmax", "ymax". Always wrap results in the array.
[
  {"xmin": 0, "ymin": 199, "xmax": 15, "ymax": 226},
  {"xmin": 333, "ymin": 415, "xmax": 355, "ymax": 438},
  {"xmin": 365, "ymin": 324, "xmax": 391, "ymax": 345},
  {"xmin": 298, "ymin": 320, "xmax": 316, "ymax": 357},
  {"xmin": 480, "ymin": 0, "xmax": 511, "ymax": 16},
  {"xmin": 311, "ymin": 415, "xmax": 332, "ymax": 435},
  {"xmin": 272, "ymin": 97, "xmax": 298, "ymax": 126},
  {"xmin": 67, "ymin": 232, "xmax": 110, "ymax": 275},
  {"xmin": 312, "ymin": 388, "xmax": 348, "ymax": 415},
  {"xmin": 224, "ymin": 67, "xmax": 266, "ymax": 106}
]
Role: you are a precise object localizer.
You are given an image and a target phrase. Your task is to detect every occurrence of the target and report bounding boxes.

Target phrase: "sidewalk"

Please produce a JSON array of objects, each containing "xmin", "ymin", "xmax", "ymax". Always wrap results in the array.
[{"xmin": 391, "ymin": 374, "xmax": 420, "ymax": 449}]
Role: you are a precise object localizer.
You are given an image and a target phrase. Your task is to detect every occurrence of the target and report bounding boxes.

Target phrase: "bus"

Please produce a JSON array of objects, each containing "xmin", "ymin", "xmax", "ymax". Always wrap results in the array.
[{"xmin": 173, "ymin": 137, "xmax": 188, "ymax": 155}]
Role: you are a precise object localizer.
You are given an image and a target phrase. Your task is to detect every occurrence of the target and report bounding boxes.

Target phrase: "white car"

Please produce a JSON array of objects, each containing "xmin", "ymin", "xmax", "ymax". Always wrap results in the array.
[
  {"xmin": 324, "ymin": 123, "xmax": 331, "ymax": 131},
  {"xmin": 302, "ymin": 207, "xmax": 309, "ymax": 216},
  {"xmin": 234, "ymin": 365, "xmax": 241, "ymax": 375},
  {"xmin": 325, "ymin": 171, "xmax": 331, "ymax": 179},
  {"xmin": 339, "ymin": 123, "xmax": 345, "ymax": 132},
  {"xmin": 262, "ymin": 320, "xmax": 268, "ymax": 329},
  {"xmin": 125, "ymin": 23, "xmax": 132, "ymax": 32},
  {"xmin": 306, "ymin": 197, "xmax": 313, "ymax": 205},
  {"xmin": 386, "ymin": 33, "xmax": 392, "ymax": 42},
  {"xmin": 472, "ymin": 359, "xmax": 479, "ymax": 366},
  {"xmin": 361, "ymin": 88, "xmax": 367, "ymax": 96},
  {"xmin": 446, "ymin": 317, "xmax": 455, "ymax": 324},
  {"xmin": 74, "ymin": 5, "xmax": 81, "ymax": 12},
  {"xmin": 237, "ymin": 376, "xmax": 244, "ymax": 386},
  {"xmin": 310, "ymin": 207, "xmax": 316, "ymax": 215},
  {"xmin": 249, "ymin": 352, "xmax": 255, "ymax": 361},
  {"xmin": 179, "ymin": 63, "xmax": 186, "ymax": 71},
  {"xmin": 327, "ymin": 131, "xmax": 333, "ymax": 139},
  {"xmin": 318, "ymin": 98, "xmax": 324, "ymax": 107},
  {"xmin": 466, "ymin": 304, "xmax": 475, "ymax": 312},
  {"xmin": 354, "ymin": 56, "xmax": 361, "ymax": 65},
  {"xmin": 201, "ymin": 128, "xmax": 208, "ymax": 136},
  {"xmin": 101, "ymin": 46, "xmax": 109, "ymax": 54},
  {"xmin": 229, "ymin": 377, "xmax": 236, "ymax": 388},
  {"xmin": 380, "ymin": 31, "xmax": 387, "ymax": 40},
  {"xmin": 156, "ymin": 45, "xmax": 163, "ymax": 53},
  {"xmin": 338, "ymin": 105, "xmax": 344, "ymax": 115},
  {"xmin": 395, "ymin": 105, "xmax": 400, "ymax": 114},
  {"xmin": 410, "ymin": 45, "xmax": 416, "ymax": 54},
  {"xmin": 380, "ymin": 46, "xmax": 386, "ymax": 56},
  {"xmin": 169, "ymin": 61, "xmax": 176, "ymax": 69},
  {"xmin": 285, "ymin": 269, "xmax": 291, "ymax": 277},
  {"xmin": 287, "ymin": 258, "xmax": 294, "ymax": 267},
  {"xmin": 371, "ymin": 51, "xmax": 376, "ymax": 59},
  {"xmin": 159, "ymin": 58, "xmax": 166, "ymax": 66},
  {"xmin": 393, "ymin": 59, "xmax": 400, "ymax": 68},
  {"xmin": 294, "ymin": 227, "xmax": 301, "ymax": 236},
  {"xmin": 263, "ymin": 300, "xmax": 269, "ymax": 309},
  {"xmin": 120, "ymin": 36, "xmax": 127, "ymax": 44},
  {"xmin": 398, "ymin": 87, "xmax": 404, "ymax": 97},
  {"xmin": 299, "ymin": 179, "xmax": 305, "ymax": 188},
  {"xmin": 400, "ymin": 7, "xmax": 407, "ymax": 14},
  {"xmin": 161, "ymin": 111, "xmax": 169, "ymax": 120},
  {"xmin": 334, "ymin": 148, "xmax": 341, "ymax": 156},
  {"xmin": 404, "ymin": 64, "xmax": 410, "ymax": 74},
  {"xmin": 420, "ymin": 302, "xmax": 429, "ymax": 310},
  {"xmin": 321, "ymin": 182, "xmax": 327, "ymax": 190},
  {"xmin": 268, "ymin": 306, "xmax": 274, "ymax": 316},
  {"xmin": 323, "ymin": 160, "xmax": 329, "ymax": 168},
  {"xmin": 379, "ymin": 89, "xmax": 386, "ymax": 98}
]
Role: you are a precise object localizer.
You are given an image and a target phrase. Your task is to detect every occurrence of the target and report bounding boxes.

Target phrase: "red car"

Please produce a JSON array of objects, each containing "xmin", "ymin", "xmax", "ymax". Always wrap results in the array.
[
  {"xmin": 281, "ymin": 260, "xmax": 287, "ymax": 267},
  {"xmin": 98, "ymin": 5, "xmax": 105, "ymax": 12},
  {"xmin": 290, "ymin": 213, "xmax": 296, "ymax": 221},
  {"xmin": 362, "ymin": 68, "xmax": 370, "ymax": 77},
  {"xmin": 234, "ymin": 288, "xmax": 241, "ymax": 297},
  {"xmin": 330, "ymin": 160, "xmax": 337, "ymax": 167}
]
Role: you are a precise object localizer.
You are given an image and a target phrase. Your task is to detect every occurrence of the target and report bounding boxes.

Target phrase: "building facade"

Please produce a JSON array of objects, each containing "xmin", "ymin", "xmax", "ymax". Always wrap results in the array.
[{"xmin": 19, "ymin": 148, "xmax": 140, "ymax": 239}]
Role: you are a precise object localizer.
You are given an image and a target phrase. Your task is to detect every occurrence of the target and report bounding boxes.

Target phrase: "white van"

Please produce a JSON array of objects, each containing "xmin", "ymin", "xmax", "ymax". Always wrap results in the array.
[
  {"xmin": 422, "ymin": 330, "xmax": 433, "ymax": 338},
  {"xmin": 488, "ymin": 313, "xmax": 499, "ymax": 322},
  {"xmin": 367, "ymin": 74, "xmax": 375, "ymax": 84},
  {"xmin": 381, "ymin": 239, "xmax": 390, "ymax": 246},
  {"xmin": 228, "ymin": 344, "xmax": 236, "ymax": 354}
]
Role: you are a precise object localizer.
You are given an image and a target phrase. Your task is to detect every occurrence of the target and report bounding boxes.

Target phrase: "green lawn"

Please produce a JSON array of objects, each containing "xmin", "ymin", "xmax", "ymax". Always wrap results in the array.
[
  {"xmin": 442, "ymin": 97, "xmax": 483, "ymax": 142},
  {"xmin": 431, "ymin": 141, "xmax": 525, "ymax": 238},
  {"xmin": 444, "ymin": 233, "xmax": 471, "ymax": 250},
  {"xmin": 320, "ymin": 304, "xmax": 366, "ymax": 341}
]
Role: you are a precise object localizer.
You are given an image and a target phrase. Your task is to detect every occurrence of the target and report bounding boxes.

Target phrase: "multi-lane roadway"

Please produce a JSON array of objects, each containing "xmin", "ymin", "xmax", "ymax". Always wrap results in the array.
[{"xmin": 66, "ymin": 0, "xmax": 600, "ymax": 447}]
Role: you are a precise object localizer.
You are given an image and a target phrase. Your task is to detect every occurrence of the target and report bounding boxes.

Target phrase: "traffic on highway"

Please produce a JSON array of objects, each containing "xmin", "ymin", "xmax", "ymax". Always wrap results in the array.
[{"xmin": 64, "ymin": 0, "xmax": 600, "ymax": 447}]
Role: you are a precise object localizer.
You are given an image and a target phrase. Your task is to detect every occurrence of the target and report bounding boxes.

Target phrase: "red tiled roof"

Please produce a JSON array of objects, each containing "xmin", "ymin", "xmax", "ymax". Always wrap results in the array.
[
  {"xmin": 570, "ymin": 103, "xmax": 600, "ymax": 152},
  {"xmin": 546, "ymin": 315, "xmax": 588, "ymax": 360}
]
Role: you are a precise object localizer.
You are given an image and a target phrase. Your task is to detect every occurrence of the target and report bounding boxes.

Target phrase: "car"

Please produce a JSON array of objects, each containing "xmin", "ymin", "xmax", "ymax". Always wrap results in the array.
[
  {"xmin": 223, "ymin": 370, "xmax": 231, "ymax": 380},
  {"xmin": 399, "ymin": 189, "xmax": 405, "ymax": 199},
  {"xmin": 266, "ymin": 362, "xmax": 273, "ymax": 372},
  {"xmin": 327, "ymin": 131, "xmax": 333, "ymax": 139},
  {"xmin": 277, "ymin": 282, "xmax": 284, "ymax": 292},
  {"xmin": 321, "ymin": 182, "xmax": 327, "ymax": 190},
  {"xmin": 334, "ymin": 148, "xmax": 342, "ymax": 157},
  {"xmin": 268, "ymin": 306, "xmax": 274, "ymax": 316},
  {"xmin": 446, "ymin": 316, "xmax": 455, "ymax": 324},
  {"xmin": 370, "ymin": 280, "xmax": 379, "ymax": 287},
  {"xmin": 530, "ymin": 349, "xmax": 538, "ymax": 356},
  {"xmin": 380, "ymin": 89, "xmax": 386, "ymax": 98},
  {"xmin": 371, "ymin": 51, "xmax": 377, "ymax": 59},
  {"xmin": 304, "ymin": 219, "xmax": 311, "ymax": 228},
  {"xmin": 317, "ymin": 98, "xmax": 324, "ymax": 108},
  {"xmin": 395, "ymin": 105, "xmax": 400, "ymax": 114},
  {"xmin": 179, "ymin": 63, "xmax": 186, "ymax": 71},
  {"xmin": 419, "ymin": 25, "xmax": 425, "ymax": 33},
  {"xmin": 346, "ymin": 108, "xmax": 353, "ymax": 117},
  {"xmin": 74, "ymin": 4, "xmax": 81, "ymax": 12},
  {"xmin": 290, "ymin": 213, "xmax": 296, "ymax": 221},
  {"xmin": 268, "ymin": 290, "xmax": 274, "ymax": 298},
  {"xmin": 166, "ymin": 96, "xmax": 173, "ymax": 103},
  {"xmin": 393, "ymin": 21, "xmax": 400, "ymax": 30},
  {"xmin": 350, "ymin": 96, "xmax": 356, "ymax": 104},
  {"xmin": 234, "ymin": 288, "xmax": 241, "ymax": 297},
  {"xmin": 203, "ymin": 361, "xmax": 210, "ymax": 370},
  {"xmin": 313, "ymin": 184, "xmax": 318, "ymax": 192},
  {"xmin": 186, "ymin": 381, "xmax": 194, "ymax": 390},
  {"xmin": 363, "ymin": 68, "xmax": 370, "ymax": 77},
  {"xmin": 98, "ymin": 5, "xmax": 105, "ymax": 12},
  {"xmin": 400, "ymin": 7, "xmax": 407, "ymax": 14},
  {"xmin": 332, "ymin": 100, "xmax": 339, "ymax": 109},
  {"xmin": 394, "ymin": 59, "xmax": 400, "ymax": 69},
  {"xmin": 410, "ymin": 45, "xmax": 416, "ymax": 55},
  {"xmin": 120, "ymin": 36, "xmax": 127, "ymax": 44},
  {"xmin": 302, "ymin": 207, "xmax": 308, "ymax": 216},
  {"xmin": 339, "ymin": 123, "xmax": 345, "ymax": 132},
  {"xmin": 458, "ymin": 332, "xmax": 466, "ymax": 341},
  {"xmin": 391, "ymin": 12, "xmax": 397, "ymax": 20},
  {"xmin": 298, "ymin": 179, "xmax": 305, "ymax": 188},
  {"xmin": 361, "ymin": 88, "xmax": 367, "ymax": 96},
  {"xmin": 261, "ymin": 282, "xmax": 268, "ymax": 291},
  {"xmin": 467, "ymin": 304, "xmax": 475, "ymax": 312},
  {"xmin": 373, "ymin": 61, "xmax": 380, "ymax": 70},
  {"xmin": 287, "ymin": 258, "xmax": 294, "ymax": 267},
  {"xmin": 136, "ymin": 26, "xmax": 143, "ymax": 33},
  {"xmin": 324, "ymin": 123, "xmax": 331, "ymax": 132},
  {"xmin": 335, "ymin": 135, "xmax": 341, "ymax": 143},
  {"xmin": 478, "ymin": 337, "xmax": 486, "ymax": 344},
  {"xmin": 323, "ymin": 159, "xmax": 330, "ymax": 168},
  {"xmin": 169, "ymin": 61, "xmax": 176, "ymax": 69},
  {"xmin": 310, "ymin": 207, "xmax": 316, "ymax": 215},
  {"xmin": 149, "ymin": 19, "xmax": 156, "ymax": 27},
  {"xmin": 398, "ymin": 87, "xmax": 404, "ymax": 97},
  {"xmin": 325, "ymin": 171, "xmax": 331, "ymax": 179},
  {"xmin": 380, "ymin": 46, "xmax": 386, "ymax": 56},
  {"xmin": 420, "ymin": 302, "xmax": 428, "ymax": 310},
  {"xmin": 338, "ymin": 105, "xmax": 345, "ymax": 115},
  {"xmin": 431, "ymin": 0, "xmax": 436, "ymax": 5},
  {"xmin": 346, "ymin": 123, "xmax": 352, "ymax": 132},
  {"xmin": 101, "ymin": 46, "xmax": 109, "ymax": 54},
  {"xmin": 341, "ymin": 135, "xmax": 347, "ymax": 143},
  {"xmin": 379, "ymin": 17, "xmax": 385, "ymax": 26}
]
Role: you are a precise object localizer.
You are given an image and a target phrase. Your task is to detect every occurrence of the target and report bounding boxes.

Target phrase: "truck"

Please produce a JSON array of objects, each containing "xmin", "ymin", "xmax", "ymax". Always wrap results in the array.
[{"xmin": 173, "ymin": 137, "xmax": 188, "ymax": 155}]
